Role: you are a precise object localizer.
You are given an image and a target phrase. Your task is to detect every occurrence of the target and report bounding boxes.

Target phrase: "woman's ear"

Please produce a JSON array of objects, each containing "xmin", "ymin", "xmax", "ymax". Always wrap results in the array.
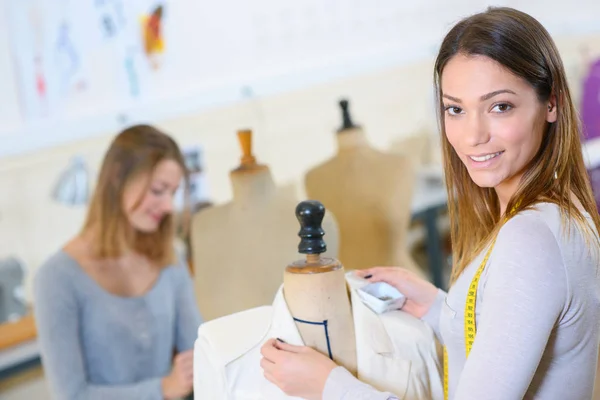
[{"xmin": 546, "ymin": 95, "xmax": 558, "ymax": 123}]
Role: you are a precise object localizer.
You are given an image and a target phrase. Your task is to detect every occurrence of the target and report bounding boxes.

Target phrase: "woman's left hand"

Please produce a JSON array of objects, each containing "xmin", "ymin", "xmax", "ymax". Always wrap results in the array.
[{"xmin": 260, "ymin": 338, "xmax": 338, "ymax": 400}]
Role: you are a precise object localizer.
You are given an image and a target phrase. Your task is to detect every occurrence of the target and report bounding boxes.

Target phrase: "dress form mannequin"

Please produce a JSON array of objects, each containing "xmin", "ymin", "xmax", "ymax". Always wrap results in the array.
[
  {"xmin": 191, "ymin": 130, "xmax": 339, "ymax": 321},
  {"xmin": 304, "ymin": 100, "xmax": 422, "ymax": 275},
  {"xmin": 284, "ymin": 200, "xmax": 357, "ymax": 375}
]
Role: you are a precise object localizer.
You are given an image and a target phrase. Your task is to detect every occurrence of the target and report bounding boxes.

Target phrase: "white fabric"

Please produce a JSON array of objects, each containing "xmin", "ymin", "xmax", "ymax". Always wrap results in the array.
[{"xmin": 194, "ymin": 273, "xmax": 443, "ymax": 399}]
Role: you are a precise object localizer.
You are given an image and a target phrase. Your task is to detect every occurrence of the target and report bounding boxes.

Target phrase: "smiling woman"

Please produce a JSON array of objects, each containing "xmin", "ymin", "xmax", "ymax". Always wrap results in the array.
[
  {"xmin": 259, "ymin": 6, "xmax": 600, "ymax": 400},
  {"xmin": 33, "ymin": 125, "xmax": 202, "ymax": 400},
  {"xmin": 441, "ymin": 55, "xmax": 555, "ymax": 214}
]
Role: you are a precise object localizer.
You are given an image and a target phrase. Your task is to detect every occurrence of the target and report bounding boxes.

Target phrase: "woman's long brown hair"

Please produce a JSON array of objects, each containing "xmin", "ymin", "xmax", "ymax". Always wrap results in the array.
[
  {"xmin": 82, "ymin": 124, "xmax": 189, "ymax": 266},
  {"xmin": 434, "ymin": 7, "xmax": 600, "ymax": 286}
]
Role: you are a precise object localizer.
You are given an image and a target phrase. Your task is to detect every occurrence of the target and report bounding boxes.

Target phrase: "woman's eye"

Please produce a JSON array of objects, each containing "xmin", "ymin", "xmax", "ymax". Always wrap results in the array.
[
  {"xmin": 151, "ymin": 188, "xmax": 164, "ymax": 195},
  {"xmin": 445, "ymin": 106, "xmax": 463, "ymax": 116},
  {"xmin": 492, "ymin": 103, "xmax": 512, "ymax": 113}
]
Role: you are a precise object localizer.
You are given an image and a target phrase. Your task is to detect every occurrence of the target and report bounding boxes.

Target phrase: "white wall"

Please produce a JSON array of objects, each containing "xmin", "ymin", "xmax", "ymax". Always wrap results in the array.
[{"xmin": 1, "ymin": 0, "xmax": 599, "ymax": 158}]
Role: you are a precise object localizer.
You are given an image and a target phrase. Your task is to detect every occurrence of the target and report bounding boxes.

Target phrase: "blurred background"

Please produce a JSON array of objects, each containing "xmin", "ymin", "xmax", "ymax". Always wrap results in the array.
[{"xmin": 0, "ymin": 0, "xmax": 599, "ymax": 398}]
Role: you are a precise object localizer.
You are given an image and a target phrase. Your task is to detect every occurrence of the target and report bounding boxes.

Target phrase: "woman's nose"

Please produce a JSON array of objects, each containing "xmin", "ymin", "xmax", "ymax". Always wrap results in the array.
[
  {"xmin": 464, "ymin": 114, "xmax": 491, "ymax": 147},
  {"xmin": 162, "ymin": 196, "xmax": 174, "ymax": 214}
]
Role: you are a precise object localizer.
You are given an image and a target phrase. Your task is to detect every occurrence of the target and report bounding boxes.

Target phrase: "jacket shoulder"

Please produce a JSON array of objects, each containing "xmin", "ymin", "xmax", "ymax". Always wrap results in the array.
[{"xmin": 196, "ymin": 305, "xmax": 273, "ymax": 366}]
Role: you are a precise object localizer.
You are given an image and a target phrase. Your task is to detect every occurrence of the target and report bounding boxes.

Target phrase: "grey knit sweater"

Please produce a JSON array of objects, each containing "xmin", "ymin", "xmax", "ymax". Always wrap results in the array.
[
  {"xmin": 33, "ymin": 250, "xmax": 202, "ymax": 399},
  {"xmin": 324, "ymin": 203, "xmax": 600, "ymax": 400}
]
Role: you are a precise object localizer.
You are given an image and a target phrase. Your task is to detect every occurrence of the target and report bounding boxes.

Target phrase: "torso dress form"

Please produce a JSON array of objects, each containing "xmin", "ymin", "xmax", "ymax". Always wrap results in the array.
[
  {"xmin": 191, "ymin": 130, "xmax": 339, "ymax": 321},
  {"xmin": 304, "ymin": 100, "xmax": 421, "ymax": 275}
]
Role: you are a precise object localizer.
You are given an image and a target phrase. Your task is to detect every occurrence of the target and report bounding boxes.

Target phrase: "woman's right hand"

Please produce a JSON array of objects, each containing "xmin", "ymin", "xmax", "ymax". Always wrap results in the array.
[
  {"xmin": 355, "ymin": 267, "xmax": 440, "ymax": 318},
  {"xmin": 162, "ymin": 349, "xmax": 194, "ymax": 400}
]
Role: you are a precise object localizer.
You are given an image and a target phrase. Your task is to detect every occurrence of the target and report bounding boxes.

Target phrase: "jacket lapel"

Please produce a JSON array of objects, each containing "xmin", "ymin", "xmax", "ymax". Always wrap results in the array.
[
  {"xmin": 257, "ymin": 277, "xmax": 412, "ymax": 399},
  {"xmin": 259, "ymin": 286, "xmax": 306, "ymax": 399},
  {"xmin": 346, "ymin": 273, "xmax": 411, "ymax": 398}
]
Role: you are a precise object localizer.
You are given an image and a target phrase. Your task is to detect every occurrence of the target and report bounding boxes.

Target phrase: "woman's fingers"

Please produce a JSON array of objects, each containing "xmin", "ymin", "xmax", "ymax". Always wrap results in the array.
[
  {"xmin": 261, "ymin": 339, "xmax": 284, "ymax": 363},
  {"xmin": 361, "ymin": 267, "xmax": 399, "ymax": 282},
  {"xmin": 176, "ymin": 349, "xmax": 194, "ymax": 364},
  {"xmin": 260, "ymin": 356, "xmax": 276, "ymax": 372},
  {"xmin": 274, "ymin": 339, "xmax": 304, "ymax": 353},
  {"xmin": 184, "ymin": 369, "xmax": 194, "ymax": 382},
  {"xmin": 354, "ymin": 268, "xmax": 374, "ymax": 278},
  {"xmin": 355, "ymin": 266, "xmax": 390, "ymax": 280}
]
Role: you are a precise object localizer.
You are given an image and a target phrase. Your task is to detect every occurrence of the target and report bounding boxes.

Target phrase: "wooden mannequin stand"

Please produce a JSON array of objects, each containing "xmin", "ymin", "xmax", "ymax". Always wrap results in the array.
[{"xmin": 283, "ymin": 200, "xmax": 357, "ymax": 375}]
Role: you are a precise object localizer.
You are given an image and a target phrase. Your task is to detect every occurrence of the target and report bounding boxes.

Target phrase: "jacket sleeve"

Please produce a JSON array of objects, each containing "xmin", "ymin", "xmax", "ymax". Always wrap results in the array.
[{"xmin": 193, "ymin": 334, "xmax": 227, "ymax": 398}]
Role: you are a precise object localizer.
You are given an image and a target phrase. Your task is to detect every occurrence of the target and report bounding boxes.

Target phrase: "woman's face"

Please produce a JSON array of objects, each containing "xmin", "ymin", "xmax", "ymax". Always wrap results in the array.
[
  {"xmin": 441, "ymin": 54, "xmax": 556, "ymax": 191},
  {"xmin": 122, "ymin": 159, "xmax": 183, "ymax": 233}
]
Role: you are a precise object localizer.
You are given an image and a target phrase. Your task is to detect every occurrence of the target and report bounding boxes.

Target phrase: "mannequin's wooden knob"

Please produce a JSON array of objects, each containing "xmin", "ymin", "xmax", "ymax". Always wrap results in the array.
[
  {"xmin": 287, "ymin": 200, "xmax": 340, "ymax": 273},
  {"xmin": 237, "ymin": 129, "xmax": 256, "ymax": 166},
  {"xmin": 296, "ymin": 200, "xmax": 326, "ymax": 255}
]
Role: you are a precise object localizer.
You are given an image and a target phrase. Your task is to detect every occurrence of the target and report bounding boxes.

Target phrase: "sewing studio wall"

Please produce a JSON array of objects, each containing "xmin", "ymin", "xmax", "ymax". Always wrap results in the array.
[{"xmin": 1, "ymin": 0, "xmax": 598, "ymax": 159}]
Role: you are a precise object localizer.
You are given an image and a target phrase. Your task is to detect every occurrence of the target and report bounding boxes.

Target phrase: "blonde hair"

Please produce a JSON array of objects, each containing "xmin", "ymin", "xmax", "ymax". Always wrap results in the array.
[
  {"xmin": 82, "ymin": 124, "xmax": 189, "ymax": 266},
  {"xmin": 434, "ymin": 7, "xmax": 600, "ymax": 286}
]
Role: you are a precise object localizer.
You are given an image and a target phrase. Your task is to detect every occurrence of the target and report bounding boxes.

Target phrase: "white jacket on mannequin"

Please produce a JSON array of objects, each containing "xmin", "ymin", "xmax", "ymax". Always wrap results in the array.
[{"xmin": 193, "ymin": 273, "xmax": 443, "ymax": 399}]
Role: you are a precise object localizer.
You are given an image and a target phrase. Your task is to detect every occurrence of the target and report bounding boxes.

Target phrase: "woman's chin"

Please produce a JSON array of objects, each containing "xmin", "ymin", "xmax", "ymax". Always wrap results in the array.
[
  {"xmin": 132, "ymin": 221, "xmax": 160, "ymax": 234},
  {"xmin": 467, "ymin": 171, "xmax": 502, "ymax": 189}
]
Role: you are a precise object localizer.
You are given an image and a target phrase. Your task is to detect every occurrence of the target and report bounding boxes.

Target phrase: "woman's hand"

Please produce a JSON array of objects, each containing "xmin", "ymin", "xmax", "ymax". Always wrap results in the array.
[
  {"xmin": 355, "ymin": 266, "xmax": 439, "ymax": 318},
  {"xmin": 162, "ymin": 349, "xmax": 194, "ymax": 400},
  {"xmin": 260, "ymin": 339, "xmax": 337, "ymax": 400}
]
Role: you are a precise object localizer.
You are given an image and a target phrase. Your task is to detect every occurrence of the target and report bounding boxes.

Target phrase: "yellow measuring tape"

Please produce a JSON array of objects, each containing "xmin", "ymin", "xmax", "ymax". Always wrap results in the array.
[
  {"xmin": 442, "ymin": 205, "xmax": 518, "ymax": 400},
  {"xmin": 442, "ymin": 240, "xmax": 496, "ymax": 400}
]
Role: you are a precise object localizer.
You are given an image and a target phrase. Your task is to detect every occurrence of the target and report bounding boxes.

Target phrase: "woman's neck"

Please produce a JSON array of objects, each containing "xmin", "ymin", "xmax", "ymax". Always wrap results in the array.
[
  {"xmin": 78, "ymin": 227, "xmax": 137, "ymax": 263},
  {"xmin": 495, "ymin": 172, "xmax": 523, "ymax": 216}
]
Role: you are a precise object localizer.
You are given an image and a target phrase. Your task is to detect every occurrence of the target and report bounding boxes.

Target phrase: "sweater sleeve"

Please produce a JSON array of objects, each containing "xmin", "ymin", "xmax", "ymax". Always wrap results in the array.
[
  {"xmin": 33, "ymin": 260, "xmax": 163, "ymax": 400},
  {"xmin": 172, "ymin": 259, "xmax": 203, "ymax": 352},
  {"xmin": 322, "ymin": 367, "xmax": 400, "ymax": 400},
  {"xmin": 420, "ymin": 289, "xmax": 447, "ymax": 344},
  {"xmin": 453, "ymin": 214, "xmax": 567, "ymax": 399}
]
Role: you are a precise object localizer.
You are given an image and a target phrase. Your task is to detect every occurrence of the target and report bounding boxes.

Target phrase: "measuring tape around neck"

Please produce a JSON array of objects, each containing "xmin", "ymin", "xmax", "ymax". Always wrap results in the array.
[{"xmin": 442, "ymin": 205, "xmax": 518, "ymax": 400}]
